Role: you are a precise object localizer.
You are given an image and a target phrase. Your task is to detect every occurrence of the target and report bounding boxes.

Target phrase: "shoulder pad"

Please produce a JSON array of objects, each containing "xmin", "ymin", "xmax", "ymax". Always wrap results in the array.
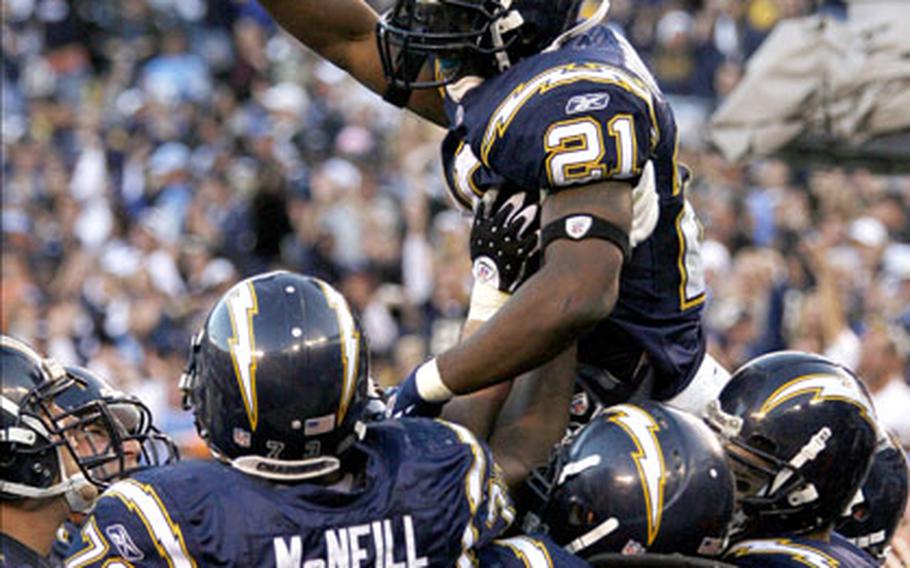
[{"xmin": 479, "ymin": 63, "xmax": 659, "ymax": 191}]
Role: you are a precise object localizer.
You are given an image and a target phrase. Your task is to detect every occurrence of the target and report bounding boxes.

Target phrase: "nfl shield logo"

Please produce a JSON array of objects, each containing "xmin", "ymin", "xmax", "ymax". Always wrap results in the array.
[
  {"xmin": 566, "ymin": 215, "xmax": 593, "ymax": 239},
  {"xmin": 472, "ymin": 256, "xmax": 500, "ymax": 289},
  {"xmin": 621, "ymin": 540, "xmax": 646, "ymax": 555},
  {"xmin": 570, "ymin": 392, "xmax": 590, "ymax": 417},
  {"xmin": 233, "ymin": 428, "xmax": 252, "ymax": 448}
]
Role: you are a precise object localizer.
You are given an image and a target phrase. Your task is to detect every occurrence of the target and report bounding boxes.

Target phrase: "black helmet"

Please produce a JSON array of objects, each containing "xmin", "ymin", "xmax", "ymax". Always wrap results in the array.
[
  {"xmin": 1, "ymin": 336, "xmax": 99, "ymax": 511},
  {"xmin": 836, "ymin": 430, "xmax": 908, "ymax": 561},
  {"xmin": 536, "ymin": 402, "xmax": 734, "ymax": 558},
  {"xmin": 706, "ymin": 351, "xmax": 878, "ymax": 539},
  {"xmin": 376, "ymin": 0, "xmax": 610, "ymax": 89},
  {"xmin": 54, "ymin": 365, "xmax": 179, "ymax": 486},
  {"xmin": 180, "ymin": 271, "xmax": 370, "ymax": 481}
]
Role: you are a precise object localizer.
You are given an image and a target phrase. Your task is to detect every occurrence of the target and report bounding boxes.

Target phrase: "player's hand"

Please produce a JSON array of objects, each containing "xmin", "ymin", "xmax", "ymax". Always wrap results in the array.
[
  {"xmin": 470, "ymin": 192, "xmax": 540, "ymax": 294},
  {"xmin": 386, "ymin": 365, "xmax": 447, "ymax": 419}
]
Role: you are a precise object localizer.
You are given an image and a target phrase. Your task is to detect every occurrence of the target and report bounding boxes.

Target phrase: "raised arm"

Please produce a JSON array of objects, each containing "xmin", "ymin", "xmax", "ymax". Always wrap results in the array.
[{"xmin": 257, "ymin": 0, "xmax": 447, "ymax": 125}]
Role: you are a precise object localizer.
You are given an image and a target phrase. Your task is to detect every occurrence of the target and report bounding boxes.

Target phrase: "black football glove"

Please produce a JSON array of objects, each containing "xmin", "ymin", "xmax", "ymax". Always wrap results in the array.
[{"xmin": 470, "ymin": 191, "xmax": 541, "ymax": 294}]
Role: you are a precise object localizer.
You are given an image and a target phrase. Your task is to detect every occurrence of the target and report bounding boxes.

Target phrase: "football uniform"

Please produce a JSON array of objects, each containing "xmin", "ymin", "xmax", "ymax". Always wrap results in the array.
[
  {"xmin": 65, "ymin": 419, "xmax": 515, "ymax": 567},
  {"xmin": 476, "ymin": 534, "xmax": 591, "ymax": 567},
  {"xmin": 49, "ymin": 518, "xmax": 80, "ymax": 565},
  {"xmin": 442, "ymin": 24, "xmax": 708, "ymax": 401},
  {"xmin": 1, "ymin": 533, "xmax": 55, "ymax": 568},
  {"xmin": 724, "ymin": 533, "xmax": 879, "ymax": 567}
]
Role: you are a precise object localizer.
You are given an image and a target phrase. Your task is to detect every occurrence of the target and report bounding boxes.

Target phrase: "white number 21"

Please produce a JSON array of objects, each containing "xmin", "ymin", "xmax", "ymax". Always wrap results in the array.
[{"xmin": 545, "ymin": 115, "xmax": 638, "ymax": 187}]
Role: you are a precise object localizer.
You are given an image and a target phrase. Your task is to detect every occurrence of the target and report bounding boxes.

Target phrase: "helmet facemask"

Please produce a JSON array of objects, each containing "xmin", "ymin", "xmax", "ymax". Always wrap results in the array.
[
  {"xmin": 1, "ymin": 363, "xmax": 101, "ymax": 512},
  {"xmin": 376, "ymin": 0, "xmax": 611, "ymax": 89},
  {"xmin": 53, "ymin": 394, "xmax": 178, "ymax": 487},
  {"xmin": 377, "ymin": 0, "xmax": 523, "ymax": 89}
]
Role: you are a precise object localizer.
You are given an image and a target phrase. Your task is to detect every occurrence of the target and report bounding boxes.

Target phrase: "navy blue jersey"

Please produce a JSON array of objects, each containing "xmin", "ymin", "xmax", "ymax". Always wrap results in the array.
[
  {"xmin": 50, "ymin": 519, "xmax": 79, "ymax": 564},
  {"xmin": 441, "ymin": 25, "xmax": 706, "ymax": 399},
  {"xmin": 476, "ymin": 534, "xmax": 591, "ymax": 567},
  {"xmin": 0, "ymin": 533, "xmax": 54, "ymax": 568},
  {"xmin": 65, "ymin": 419, "xmax": 515, "ymax": 567},
  {"xmin": 724, "ymin": 533, "xmax": 879, "ymax": 567}
]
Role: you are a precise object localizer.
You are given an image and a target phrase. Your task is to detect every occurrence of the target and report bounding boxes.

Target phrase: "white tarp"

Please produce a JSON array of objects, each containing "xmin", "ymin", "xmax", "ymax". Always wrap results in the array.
[{"xmin": 709, "ymin": 0, "xmax": 910, "ymax": 163}]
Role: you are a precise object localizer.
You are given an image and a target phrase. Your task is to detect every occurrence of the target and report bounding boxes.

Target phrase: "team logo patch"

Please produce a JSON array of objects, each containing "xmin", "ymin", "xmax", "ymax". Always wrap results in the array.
[
  {"xmin": 565, "ymin": 92, "xmax": 611, "ymax": 115},
  {"xmin": 566, "ymin": 215, "xmax": 593, "ymax": 239},
  {"xmin": 105, "ymin": 524, "xmax": 144, "ymax": 562}
]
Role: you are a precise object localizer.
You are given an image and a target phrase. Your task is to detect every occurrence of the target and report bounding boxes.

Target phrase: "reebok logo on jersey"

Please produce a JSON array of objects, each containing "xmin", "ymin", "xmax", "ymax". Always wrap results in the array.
[
  {"xmin": 105, "ymin": 524, "xmax": 145, "ymax": 562},
  {"xmin": 566, "ymin": 92, "xmax": 611, "ymax": 115}
]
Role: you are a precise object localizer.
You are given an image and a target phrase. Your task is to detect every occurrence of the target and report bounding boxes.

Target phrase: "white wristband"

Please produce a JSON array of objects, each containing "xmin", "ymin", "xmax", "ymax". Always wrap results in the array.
[
  {"xmin": 415, "ymin": 358, "xmax": 455, "ymax": 403},
  {"xmin": 467, "ymin": 281, "xmax": 511, "ymax": 322}
]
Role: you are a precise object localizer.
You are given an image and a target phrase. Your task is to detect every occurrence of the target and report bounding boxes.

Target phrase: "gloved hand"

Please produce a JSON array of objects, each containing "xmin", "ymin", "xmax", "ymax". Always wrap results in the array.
[
  {"xmin": 386, "ymin": 360, "xmax": 449, "ymax": 419},
  {"xmin": 470, "ymin": 191, "xmax": 541, "ymax": 294}
]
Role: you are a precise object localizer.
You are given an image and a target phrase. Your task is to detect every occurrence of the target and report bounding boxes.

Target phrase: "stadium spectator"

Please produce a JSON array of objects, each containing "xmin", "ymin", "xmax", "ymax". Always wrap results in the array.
[{"xmin": 2, "ymin": 4, "xmax": 908, "ymax": 556}]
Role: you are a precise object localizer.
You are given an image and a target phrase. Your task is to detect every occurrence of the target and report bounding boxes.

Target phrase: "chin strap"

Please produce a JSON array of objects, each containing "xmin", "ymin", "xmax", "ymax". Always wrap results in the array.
[
  {"xmin": 0, "ymin": 473, "xmax": 97, "ymax": 513},
  {"xmin": 544, "ymin": 0, "xmax": 612, "ymax": 52}
]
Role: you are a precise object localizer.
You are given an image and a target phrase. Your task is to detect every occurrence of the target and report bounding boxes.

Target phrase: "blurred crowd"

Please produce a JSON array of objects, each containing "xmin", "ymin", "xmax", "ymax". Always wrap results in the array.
[{"xmin": 2, "ymin": 0, "xmax": 908, "ymax": 470}]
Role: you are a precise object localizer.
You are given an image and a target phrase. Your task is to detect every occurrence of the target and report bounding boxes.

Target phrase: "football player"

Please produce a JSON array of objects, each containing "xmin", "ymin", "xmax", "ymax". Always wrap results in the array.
[
  {"xmin": 836, "ymin": 430, "xmax": 909, "ymax": 564},
  {"xmin": 0, "ymin": 336, "xmax": 126, "ymax": 566},
  {"xmin": 257, "ymin": 0, "xmax": 728, "ymax": 442},
  {"xmin": 705, "ymin": 351, "xmax": 881, "ymax": 567},
  {"xmin": 65, "ymin": 271, "xmax": 588, "ymax": 567},
  {"xmin": 49, "ymin": 364, "xmax": 179, "ymax": 563},
  {"xmin": 523, "ymin": 401, "xmax": 735, "ymax": 560}
]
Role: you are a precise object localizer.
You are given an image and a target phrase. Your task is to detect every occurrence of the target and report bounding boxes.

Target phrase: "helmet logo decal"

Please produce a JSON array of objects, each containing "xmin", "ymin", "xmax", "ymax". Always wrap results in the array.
[
  {"xmin": 606, "ymin": 404, "xmax": 666, "ymax": 546},
  {"xmin": 317, "ymin": 282, "xmax": 360, "ymax": 426},
  {"xmin": 728, "ymin": 539, "xmax": 839, "ymax": 567},
  {"xmin": 226, "ymin": 281, "xmax": 260, "ymax": 431},
  {"xmin": 758, "ymin": 373, "xmax": 875, "ymax": 425}
]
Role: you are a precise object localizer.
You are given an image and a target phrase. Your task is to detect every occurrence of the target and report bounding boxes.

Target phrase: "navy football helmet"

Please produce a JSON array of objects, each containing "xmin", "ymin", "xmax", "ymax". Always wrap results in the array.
[
  {"xmin": 377, "ymin": 0, "xmax": 611, "ymax": 89},
  {"xmin": 180, "ymin": 271, "xmax": 370, "ymax": 481},
  {"xmin": 54, "ymin": 366, "xmax": 179, "ymax": 486},
  {"xmin": 1, "ymin": 336, "xmax": 108, "ymax": 511},
  {"xmin": 836, "ymin": 430, "xmax": 909, "ymax": 561},
  {"xmin": 706, "ymin": 351, "xmax": 879, "ymax": 540},
  {"xmin": 530, "ymin": 402, "xmax": 734, "ymax": 558}
]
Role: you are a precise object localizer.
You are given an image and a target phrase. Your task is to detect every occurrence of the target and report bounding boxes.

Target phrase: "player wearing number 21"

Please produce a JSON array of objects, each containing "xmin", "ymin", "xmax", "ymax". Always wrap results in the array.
[{"xmin": 257, "ymin": 0, "xmax": 728, "ymax": 461}]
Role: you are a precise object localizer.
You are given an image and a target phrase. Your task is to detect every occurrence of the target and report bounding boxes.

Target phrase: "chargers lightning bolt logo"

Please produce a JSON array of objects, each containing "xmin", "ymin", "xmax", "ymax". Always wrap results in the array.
[
  {"xmin": 226, "ymin": 281, "xmax": 260, "ymax": 431},
  {"xmin": 316, "ymin": 281, "xmax": 360, "ymax": 426},
  {"xmin": 727, "ymin": 539, "xmax": 840, "ymax": 567},
  {"xmin": 758, "ymin": 373, "xmax": 876, "ymax": 425},
  {"xmin": 606, "ymin": 404, "xmax": 667, "ymax": 546}
]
